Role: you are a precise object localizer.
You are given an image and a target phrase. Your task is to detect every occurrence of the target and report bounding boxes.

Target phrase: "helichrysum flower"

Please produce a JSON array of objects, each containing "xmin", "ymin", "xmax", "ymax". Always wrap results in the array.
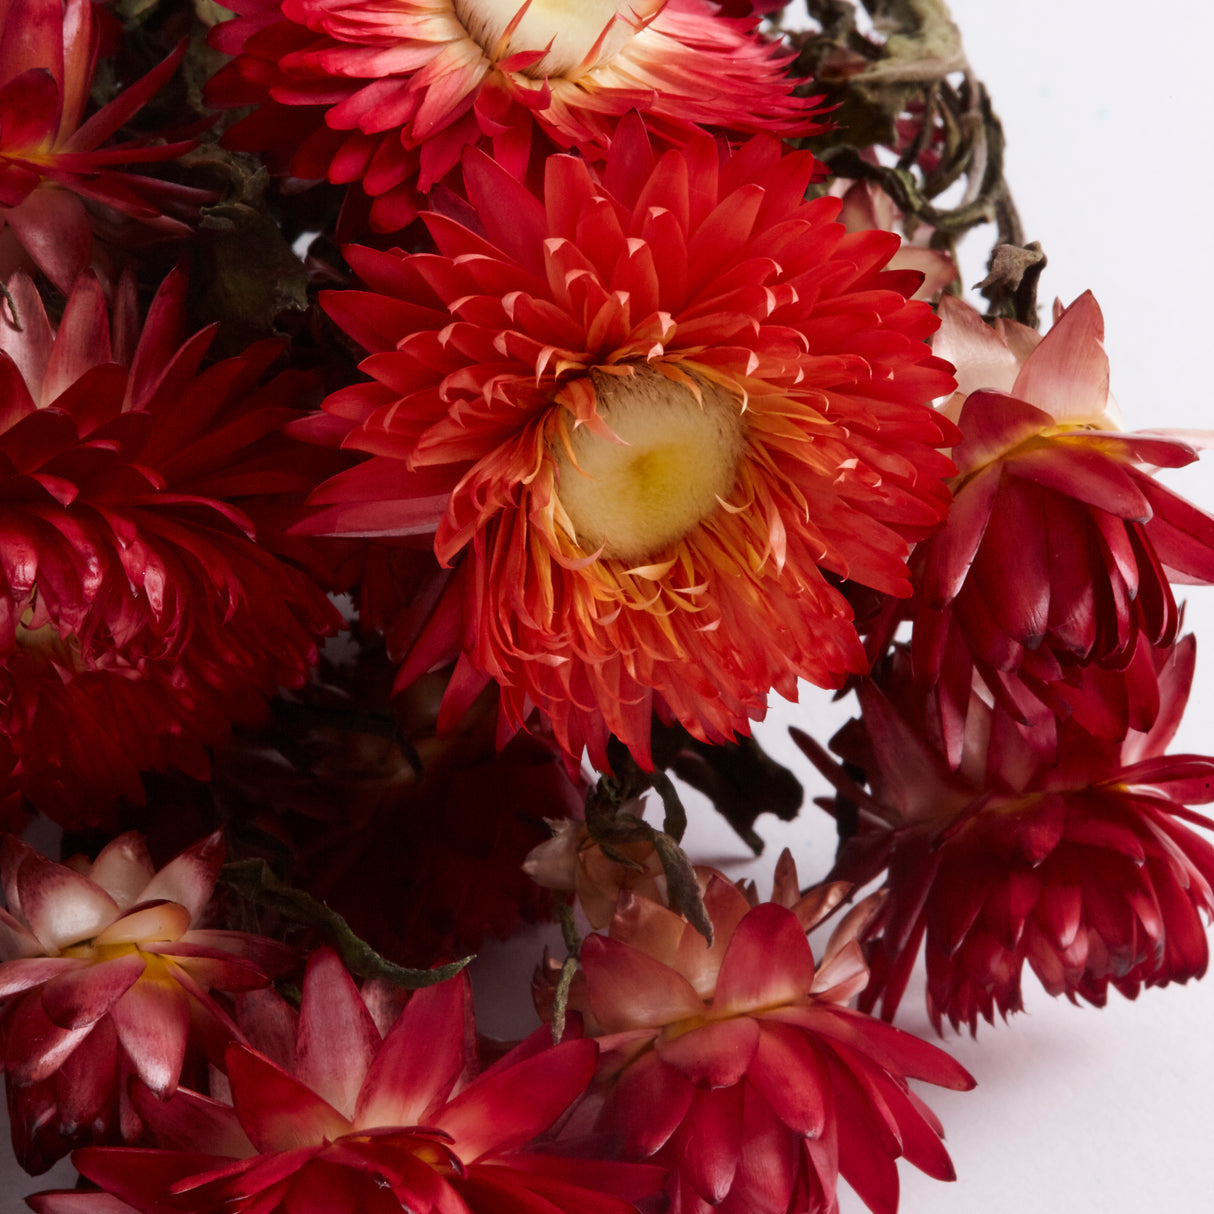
[
  {"xmin": 206, "ymin": 0, "xmax": 823, "ymax": 230},
  {"xmin": 0, "ymin": 830, "xmax": 292, "ymax": 1172},
  {"xmin": 298, "ymin": 125, "xmax": 957, "ymax": 768},
  {"xmin": 42, "ymin": 947, "xmax": 662, "ymax": 1214},
  {"xmin": 906, "ymin": 291, "xmax": 1214, "ymax": 762},
  {"xmin": 0, "ymin": 270, "xmax": 338, "ymax": 825},
  {"xmin": 557, "ymin": 856, "xmax": 974, "ymax": 1214},
  {"xmin": 0, "ymin": 0, "xmax": 209, "ymax": 291},
  {"xmin": 803, "ymin": 638, "xmax": 1214, "ymax": 1033}
]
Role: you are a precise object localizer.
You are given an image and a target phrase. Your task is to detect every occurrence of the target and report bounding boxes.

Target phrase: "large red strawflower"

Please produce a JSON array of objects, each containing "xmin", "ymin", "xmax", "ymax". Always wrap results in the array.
[
  {"xmin": 0, "ymin": 270, "xmax": 338, "ymax": 826},
  {"xmin": 901, "ymin": 292, "xmax": 1214, "ymax": 762},
  {"xmin": 0, "ymin": 0, "xmax": 209, "ymax": 292},
  {"xmin": 297, "ymin": 126, "xmax": 958, "ymax": 768},
  {"xmin": 37, "ymin": 947, "xmax": 662, "ymax": 1214},
  {"xmin": 800, "ymin": 637, "xmax": 1214, "ymax": 1033},
  {"xmin": 0, "ymin": 831, "xmax": 292, "ymax": 1172},
  {"xmin": 553, "ymin": 856, "xmax": 974, "ymax": 1214},
  {"xmin": 205, "ymin": 0, "xmax": 824, "ymax": 231}
]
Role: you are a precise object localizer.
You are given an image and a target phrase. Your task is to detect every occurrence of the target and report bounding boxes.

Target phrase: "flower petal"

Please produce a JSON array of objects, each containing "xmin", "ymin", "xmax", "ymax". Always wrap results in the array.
[
  {"xmin": 711, "ymin": 902, "xmax": 815, "ymax": 1015},
  {"xmin": 109, "ymin": 960, "xmax": 191, "ymax": 1096},
  {"xmin": 355, "ymin": 971, "xmax": 474, "ymax": 1129},
  {"xmin": 296, "ymin": 947, "xmax": 382, "ymax": 1121},
  {"xmin": 41, "ymin": 951, "xmax": 146, "ymax": 1029},
  {"xmin": 16, "ymin": 851, "xmax": 121, "ymax": 951},
  {"xmin": 581, "ymin": 934, "xmax": 705, "ymax": 1032},
  {"xmin": 654, "ymin": 1015, "xmax": 759, "ymax": 1087},
  {"xmin": 226, "ymin": 1042, "xmax": 351, "ymax": 1152},
  {"xmin": 436, "ymin": 1037, "xmax": 596, "ymax": 1161}
]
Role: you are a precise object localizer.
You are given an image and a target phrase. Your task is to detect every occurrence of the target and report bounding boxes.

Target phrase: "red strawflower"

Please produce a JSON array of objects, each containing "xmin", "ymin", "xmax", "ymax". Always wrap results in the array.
[
  {"xmin": 42, "ymin": 947, "xmax": 663, "ymax": 1214},
  {"xmin": 903, "ymin": 291, "xmax": 1214, "ymax": 763},
  {"xmin": 0, "ymin": 830, "xmax": 292, "ymax": 1173},
  {"xmin": 297, "ymin": 125, "xmax": 957, "ymax": 768},
  {"xmin": 0, "ymin": 0, "xmax": 210, "ymax": 292},
  {"xmin": 555, "ymin": 855, "xmax": 974, "ymax": 1214},
  {"xmin": 205, "ymin": 0, "xmax": 824, "ymax": 231},
  {"xmin": 0, "ymin": 270, "xmax": 339, "ymax": 826},
  {"xmin": 800, "ymin": 637, "xmax": 1214, "ymax": 1033}
]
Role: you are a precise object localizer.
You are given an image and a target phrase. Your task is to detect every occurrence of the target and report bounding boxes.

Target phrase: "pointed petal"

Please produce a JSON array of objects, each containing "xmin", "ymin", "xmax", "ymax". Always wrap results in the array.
[
  {"xmin": 109, "ymin": 961, "xmax": 191, "ymax": 1096},
  {"xmin": 356, "ymin": 972, "xmax": 474, "ymax": 1129},
  {"xmin": 581, "ymin": 934, "xmax": 705, "ymax": 1032},
  {"xmin": 296, "ymin": 948, "xmax": 382, "ymax": 1120},
  {"xmin": 437, "ymin": 1038, "xmax": 596, "ymax": 1161},
  {"xmin": 41, "ymin": 952, "xmax": 146, "ymax": 1029},
  {"xmin": 226, "ymin": 1042, "xmax": 351, "ymax": 1152},
  {"xmin": 712, "ymin": 903, "xmax": 815, "ymax": 1014},
  {"xmin": 654, "ymin": 1015, "xmax": 759, "ymax": 1088},
  {"xmin": 138, "ymin": 832, "xmax": 224, "ymax": 925}
]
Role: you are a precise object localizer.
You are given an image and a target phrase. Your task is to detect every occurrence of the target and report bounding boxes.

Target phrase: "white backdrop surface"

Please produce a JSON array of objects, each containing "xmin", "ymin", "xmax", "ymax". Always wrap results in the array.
[{"xmin": 4, "ymin": 3, "xmax": 1213, "ymax": 1212}]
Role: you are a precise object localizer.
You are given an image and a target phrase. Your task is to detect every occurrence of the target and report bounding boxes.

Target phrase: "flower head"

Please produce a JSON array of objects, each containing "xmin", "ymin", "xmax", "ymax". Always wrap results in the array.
[
  {"xmin": 558, "ymin": 855, "xmax": 974, "ymax": 1214},
  {"xmin": 0, "ymin": 830, "xmax": 292, "ymax": 1172},
  {"xmin": 0, "ymin": 270, "xmax": 339, "ymax": 825},
  {"xmin": 905, "ymin": 292, "xmax": 1214, "ymax": 761},
  {"xmin": 299, "ymin": 126, "xmax": 957, "ymax": 768},
  {"xmin": 0, "ymin": 0, "xmax": 210, "ymax": 291},
  {"xmin": 51, "ymin": 947, "xmax": 662, "ymax": 1214},
  {"xmin": 803, "ymin": 637, "xmax": 1214, "ymax": 1033},
  {"xmin": 206, "ymin": 0, "xmax": 824, "ymax": 230}
]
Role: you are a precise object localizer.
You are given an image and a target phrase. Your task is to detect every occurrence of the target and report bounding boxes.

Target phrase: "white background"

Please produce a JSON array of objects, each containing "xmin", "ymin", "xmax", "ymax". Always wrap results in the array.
[{"xmin": 6, "ymin": 1, "xmax": 1214, "ymax": 1211}]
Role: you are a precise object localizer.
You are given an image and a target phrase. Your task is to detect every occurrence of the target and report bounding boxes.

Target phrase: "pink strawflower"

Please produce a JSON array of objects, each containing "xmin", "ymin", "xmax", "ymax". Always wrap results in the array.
[
  {"xmin": 559, "ymin": 854, "xmax": 974, "ymax": 1214},
  {"xmin": 44, "ymin": 948, "xmax": 662, "ymax": 1214},
  {"xmin": 904, "ymin": 292, "xmax": 1214, "ymax": 762},
  {"xmin": 802, "ymin": 637, "xmax": 1214, "ymax": 1032},
  {"xmin": 0, "ymin": 0, "xmax": 210, "ymax": 292},
  {"xmin": 206, "ymin": 0, "xmax": 823, "ymax": 231},
  {"xmin": 0, "ymin": 270, "xmax": 339, "ymax": 825},
  {"xmin": 0, "ymin": 830, "xmax": 292, "ymax": 1172},
  {"xmin": 296, "ymin": 124, "xmax": 957, "ymax": 769}
]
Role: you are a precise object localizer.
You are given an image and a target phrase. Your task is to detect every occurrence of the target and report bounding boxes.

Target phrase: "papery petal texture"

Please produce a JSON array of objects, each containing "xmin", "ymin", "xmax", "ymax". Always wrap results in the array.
[
  {"xmin": 815, "ymin": 637, "xmax": 1214, "ymax": 1032},
  {"xmin": 298, "ymin": 126, "xmax": 957, "ymax": 769},
  {"xmin": 0, "ymin": 269, "xmax": 340, "ymax": 827},
  {"xmin": 0, "ymin": 831, "xmax": 291, "ymax": 1171},
  {"xmin": 60, "ymin": 949, "xmax": 664, "ymax": 1214},
  {"xmin": 565, "ymin": 858, "xmax": 972, "ymax": 1214},
  {"xmin": 206, "ymin": 0, "xmax": 825, "ymax": 231}
]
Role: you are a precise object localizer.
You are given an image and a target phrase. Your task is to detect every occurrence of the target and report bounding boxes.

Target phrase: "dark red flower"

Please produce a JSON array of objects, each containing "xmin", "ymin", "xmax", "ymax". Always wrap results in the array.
[
  {"xmin": 215, "ymin": 660, "xmax": 585, "ymax": 969},
  {"xmin": 902, "ymin": 292, "xmax": 1214, "ymax": 763},
  {"xmin": 0, "ymin": 270, "xmax": 339, "ymax": 826},
  {"xmin": 801, "ymin": 637, "xmax": 1214, "ymax": 1032}
]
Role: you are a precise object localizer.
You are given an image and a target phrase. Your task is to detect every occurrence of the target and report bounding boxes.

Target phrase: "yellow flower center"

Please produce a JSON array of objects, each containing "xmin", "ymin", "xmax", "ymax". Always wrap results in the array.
[
  {"xmin": 452, "ymin": 0, "xmax": 657, "ymax": 75},
  {"xmin": 552, "ymin": 365, "xmax": 746, "ymax": 562},
  {"xmin": 15, "ymin": 602, "xmax": 85, "ymax": 673}
]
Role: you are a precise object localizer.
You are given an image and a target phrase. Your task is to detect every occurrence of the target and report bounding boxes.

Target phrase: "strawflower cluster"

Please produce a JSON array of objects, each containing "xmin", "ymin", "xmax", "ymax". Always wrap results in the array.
[{"xmin": 0, "ymin": 2, "xmax": 1210, "ymax": 1213}]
